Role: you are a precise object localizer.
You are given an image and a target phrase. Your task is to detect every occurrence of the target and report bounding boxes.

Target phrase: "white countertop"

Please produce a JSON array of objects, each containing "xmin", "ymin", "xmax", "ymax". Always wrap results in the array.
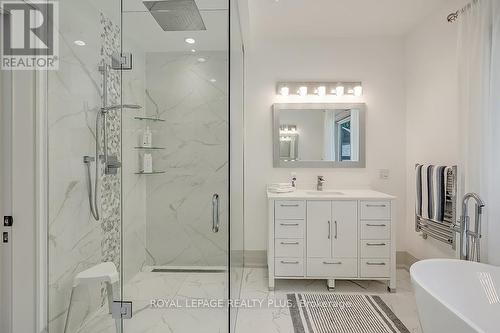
[{"xmin": 267, "ymin": 189, "xmax": 396, "ymax": 200}]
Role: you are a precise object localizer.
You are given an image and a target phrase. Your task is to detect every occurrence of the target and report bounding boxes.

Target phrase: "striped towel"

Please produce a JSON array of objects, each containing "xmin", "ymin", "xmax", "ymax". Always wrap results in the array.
[{"xmin": 415, "ymin": 164, "xmax": 450, "ymax": 222}]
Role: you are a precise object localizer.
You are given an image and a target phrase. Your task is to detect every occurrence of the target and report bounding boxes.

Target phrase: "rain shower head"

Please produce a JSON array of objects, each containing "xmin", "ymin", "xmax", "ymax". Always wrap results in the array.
[{"xmin": 143, "ymin": 0, "xmax": 206, "ymax": 31}]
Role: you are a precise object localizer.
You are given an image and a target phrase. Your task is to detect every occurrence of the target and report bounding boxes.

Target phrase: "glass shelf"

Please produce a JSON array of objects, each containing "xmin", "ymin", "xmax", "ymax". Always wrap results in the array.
[
  {"xmin": 134, "ymin": 116, "xmax": 165, "ymax": 122},
  {"xmin": 135, "ymin": 171, "xmax": 166, "ymax": 175},
  {"xmin": 134, "ymin": 146, "xmax": 165, "ymax": 150}
]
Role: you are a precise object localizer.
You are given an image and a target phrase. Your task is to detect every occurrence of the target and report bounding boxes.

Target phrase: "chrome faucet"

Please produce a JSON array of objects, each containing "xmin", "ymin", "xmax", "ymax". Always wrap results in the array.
[
  {"xmin": 453, "ymin": 192, "xmax": 485, "ymax": 262},
  {"xmin": 317, "ymin": 176, "xmax": 325, "ymax": 191}
]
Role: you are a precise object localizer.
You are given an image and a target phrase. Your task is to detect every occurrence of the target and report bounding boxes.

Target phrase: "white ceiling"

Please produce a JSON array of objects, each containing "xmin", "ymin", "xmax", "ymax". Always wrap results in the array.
[
  {"xmin": 121, "ymin": 0, "xmax": 228, "ymax": 52},
  {"xmin": 247, "ymin": 0, "xmax": 462, "ymax": 42}
]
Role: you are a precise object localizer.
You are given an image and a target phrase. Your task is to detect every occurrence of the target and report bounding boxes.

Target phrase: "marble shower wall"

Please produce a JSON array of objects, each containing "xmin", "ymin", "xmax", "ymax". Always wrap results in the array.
[
  {"xmin": 47, "ymin": 0, "xmax": 146, "ymax": 331},
  {"xmin": 144, "ymin": 52, "xmax": 229, "ymax": 267}
]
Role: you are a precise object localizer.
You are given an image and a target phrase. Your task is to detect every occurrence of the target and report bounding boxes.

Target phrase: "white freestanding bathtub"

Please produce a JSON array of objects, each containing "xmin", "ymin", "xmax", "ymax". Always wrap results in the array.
[{"xmin": 410, "ymin": 259, "xmax": 500, "ymax": 333}]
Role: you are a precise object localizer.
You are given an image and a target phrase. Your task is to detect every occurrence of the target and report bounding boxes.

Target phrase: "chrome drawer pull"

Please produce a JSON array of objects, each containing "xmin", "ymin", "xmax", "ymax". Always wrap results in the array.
[
  {"xmin": 280, "ymin": 204, "xmax": 299, "ymax": 207},
  {"xmin": 280, "ymin": 241, "xmax": 299, "ymax": 245},
  {"xmin": 323, "ymin": 261, "xmax": 342, "ymax": 265},
  {"xmin": 366, "ymin": 262, "xmax": 386, "ymax": 266},
  {"xmin": 366, "ymin": 204, "xmax": 387, "ymax": 208},
  {"xmin": 366, "ymin": 224, "xmax": 387, "ymax": 227},
  {"xmin": 281, "ymin": 260, "xmax": 299, "ymax": 264},
  {"xmin": 366, "ymin": 242, "xmax": 386, "ymax": 246},
  {"xmin": 280, "ymin": 223, "xmax": 299, "ymax": 226}
]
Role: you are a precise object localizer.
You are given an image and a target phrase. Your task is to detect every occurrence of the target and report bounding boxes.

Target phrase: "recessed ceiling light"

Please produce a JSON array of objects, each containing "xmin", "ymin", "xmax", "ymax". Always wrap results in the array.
[
  {"xmin": 210, "ymin": 78, "xmax": 216, "ymax": 83},
  {"xmin": 197, "ymin": 57, "xmax": 206, "ymax": 63},
  {"xmin": 191, "ymin": 49, "xmax": 196, "ymax": 53},
  {"xmin": 73, "ymin": 40, "xmax": 86, "ymax": 46},
  {"xmin": 185, "ymin": 37, "xmax": 196, "ymax": 44}
]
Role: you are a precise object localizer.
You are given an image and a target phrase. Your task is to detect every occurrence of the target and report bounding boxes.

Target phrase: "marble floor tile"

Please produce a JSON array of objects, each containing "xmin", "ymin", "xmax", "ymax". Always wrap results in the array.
[{"xmin": 78, "ymin": 268, "xmax": 421, "ymax": 333}]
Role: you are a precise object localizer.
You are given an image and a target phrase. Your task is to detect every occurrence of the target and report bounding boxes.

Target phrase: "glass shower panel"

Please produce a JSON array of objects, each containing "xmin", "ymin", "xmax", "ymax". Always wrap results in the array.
[
  {"xmin": 47, "ymin": 0, "xmax": 123, "ymax": 332},
  {"xmin": 120, "ymin": 0, "xmax": 229, "ymax": 332}
]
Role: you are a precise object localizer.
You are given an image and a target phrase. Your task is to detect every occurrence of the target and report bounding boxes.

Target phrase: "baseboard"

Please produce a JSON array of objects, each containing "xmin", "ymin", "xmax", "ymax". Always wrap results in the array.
[
  {"xmin": 244, "ymin": 250, "xmax": 419, "ymax": 270},
  {"xmin": 244, "ymin": 250, "xmax": 267, "ymax": 268},
  {"xmin": 396, "ymin": 251, "xmax": 419, "ymax": 271}
]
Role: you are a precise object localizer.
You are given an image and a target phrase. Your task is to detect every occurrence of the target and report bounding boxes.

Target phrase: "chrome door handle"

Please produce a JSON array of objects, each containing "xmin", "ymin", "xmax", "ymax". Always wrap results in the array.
[
  {"xmin": 212, "ymin": 193, "xmax": 219, "ymax": 233},
  {"xmin": 323, "ymin": 261, "xmax": 342, "ymax": 265},
  {"xmin": 366, "ymin": 223, "xmax": 387, "ymax": 227},
  {"xmin": 280, "ymin": 223, "xmax": 299, "ymax": 226},
  {"xmin": 328, "ymin": 221, "xmax": 331, "ymax": 239},
  {"xmin": 334, "ymin": 220, "xmax": 338, "ymax": 239},
  {"xmin": 280, "ymin": 241, "xmax": 299, "ymax": 245},
  {"xmin": 366, "ymin": 242, "xmax": 386, "ymax": 246},
  {"xmin": 366, "ymin": 262, "xmax": 386, "ymax": 266},
  {"xmin": 366, "ymin": 204, "xmax": 387, "ymax": 208},
  {"xmin": 281, "ymin": 260, "xmax": 299, "ymax": 264},
  {"xmin": 280, "ymin": 204, "xmax": 299, "ymax": 207}
]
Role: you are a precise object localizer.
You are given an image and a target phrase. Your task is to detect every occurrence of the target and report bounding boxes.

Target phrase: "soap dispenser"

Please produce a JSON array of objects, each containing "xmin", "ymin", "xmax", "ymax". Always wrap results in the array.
[
  {"xmin": 143, "ymin": 153, "xmax": 153, "ymax": 173},
  {"xmin": 142, "ymin": 126, "xmax": 152, "ymax": 147}
]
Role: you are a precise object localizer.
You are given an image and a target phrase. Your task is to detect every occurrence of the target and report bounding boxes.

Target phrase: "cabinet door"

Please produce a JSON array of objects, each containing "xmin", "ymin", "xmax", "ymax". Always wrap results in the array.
[
  {"xmin": 306, "ymin": 201, "xmax": 332, "ymax": 258},
  {"xmin": 332, "ymin": 201, "xmax": 358, "ymax": 258}
]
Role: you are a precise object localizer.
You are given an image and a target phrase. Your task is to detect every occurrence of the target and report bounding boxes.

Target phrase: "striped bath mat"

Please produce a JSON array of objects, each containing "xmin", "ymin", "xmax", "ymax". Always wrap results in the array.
[{"xmin": 287, "ymin": 293, "xmax": 410, "ymax": 333}]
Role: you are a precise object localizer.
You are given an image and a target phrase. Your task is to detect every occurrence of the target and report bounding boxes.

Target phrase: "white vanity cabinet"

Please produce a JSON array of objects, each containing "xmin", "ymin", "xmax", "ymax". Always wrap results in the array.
[
  {"xmin": 267, "ymin": 190, "xmax": 396, "ymax": 292},
  {"xmin": 306, "ymin": 201, "xmax": 358, "ymax": 279}
]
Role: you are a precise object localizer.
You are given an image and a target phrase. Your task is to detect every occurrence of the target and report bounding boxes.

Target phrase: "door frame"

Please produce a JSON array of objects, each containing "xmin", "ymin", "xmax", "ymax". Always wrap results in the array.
[{"xmin": 0, "ymin": 14, "xmax": 49, "ymax": 333}]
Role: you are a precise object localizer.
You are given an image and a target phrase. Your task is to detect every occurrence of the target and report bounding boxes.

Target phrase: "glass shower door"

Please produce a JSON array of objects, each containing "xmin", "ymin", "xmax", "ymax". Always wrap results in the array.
[{"xmin": 120, "ymin": 1, "xmax": 229, "ymax": 331}]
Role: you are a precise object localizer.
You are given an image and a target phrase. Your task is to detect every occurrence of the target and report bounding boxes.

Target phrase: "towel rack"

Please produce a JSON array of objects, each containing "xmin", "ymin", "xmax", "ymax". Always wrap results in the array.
[{"xmin": 415, "ymin": 165, "xmax": 458, "ymax": 249}]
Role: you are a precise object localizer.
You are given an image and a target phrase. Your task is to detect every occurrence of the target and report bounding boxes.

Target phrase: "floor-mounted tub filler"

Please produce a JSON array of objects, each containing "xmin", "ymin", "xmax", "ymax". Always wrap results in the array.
[{"xmin": 411, "ymin": 259, "xmax": 500, "ymax": 333}]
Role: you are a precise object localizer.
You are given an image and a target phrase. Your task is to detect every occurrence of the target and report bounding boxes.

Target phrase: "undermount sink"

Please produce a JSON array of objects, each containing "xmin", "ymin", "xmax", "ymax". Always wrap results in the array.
[{"xmin": 306, "ymin": 191, "xmax": 344, "ymax": 195}]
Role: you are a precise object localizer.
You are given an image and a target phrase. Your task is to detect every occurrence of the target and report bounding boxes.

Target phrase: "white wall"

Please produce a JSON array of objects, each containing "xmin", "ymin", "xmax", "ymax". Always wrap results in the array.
[
  {"xmin": 403, "ymin": 1, "xmax": 466, "ymax": 260},
  {"xmin": 244, "ymin": 38, "xmax": 407, "ymax": 251}
]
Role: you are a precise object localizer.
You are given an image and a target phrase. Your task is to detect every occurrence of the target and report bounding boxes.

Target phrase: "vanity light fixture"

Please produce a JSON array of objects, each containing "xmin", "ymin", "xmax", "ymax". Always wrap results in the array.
[
  {"xmin": 185, "ymin": 37, "xmax": 196, "ymax": 44},
  {"xmin": 276, "ymin": 82, "xmax": 362, "ymax": 97}
]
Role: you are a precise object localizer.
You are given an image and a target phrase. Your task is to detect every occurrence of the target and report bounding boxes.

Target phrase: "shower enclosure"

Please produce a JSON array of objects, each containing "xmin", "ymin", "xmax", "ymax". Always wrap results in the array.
[{"xmin": 46, "ymin": 0, "xmax": 243, "ymax": 332}]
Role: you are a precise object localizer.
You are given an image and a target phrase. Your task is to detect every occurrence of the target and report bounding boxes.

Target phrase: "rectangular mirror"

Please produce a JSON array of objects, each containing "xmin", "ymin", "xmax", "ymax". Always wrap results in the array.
[{"xmin": 273, "ymin": 103, "xmax": 366, "ymax": 168}]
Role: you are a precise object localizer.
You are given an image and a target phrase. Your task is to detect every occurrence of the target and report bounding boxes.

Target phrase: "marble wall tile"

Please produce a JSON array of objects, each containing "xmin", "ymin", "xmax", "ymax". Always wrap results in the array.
[{"xmin": 144, "ymin": 52, "xmax": 229, "ymax": 267}]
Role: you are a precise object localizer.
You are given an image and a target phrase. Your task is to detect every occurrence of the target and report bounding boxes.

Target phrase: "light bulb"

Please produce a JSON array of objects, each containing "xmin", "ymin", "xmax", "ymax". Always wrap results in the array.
[
  {"xmin": 317, "ymin": 86, "xmax": 326, "ymax": 96},
  {"xmin": 280, "ymin": 86, "xmax": 289, "ymax": 96},
  {"xmin": 185, "ymin": 38, "xmax": 196, "ymax": 44},
  {"xmin": 298, "ymin": 86, "xmax": 308, "ymax": 97},
  {"xmin": 354, "ymin": 85, "xmax": 363, "ymax": 96},
  {"xmin": 336, "ymin": 85, "xmax": 345, "ymax": 96}
]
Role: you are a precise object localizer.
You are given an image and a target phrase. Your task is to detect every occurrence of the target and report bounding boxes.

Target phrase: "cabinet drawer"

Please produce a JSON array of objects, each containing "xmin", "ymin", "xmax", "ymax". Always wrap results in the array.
[
  {"xmin": 275, "ymin": 239, "xmax": 304, "ymax": 257},
  {"xmin": 360, "ymin": 240, "xmax": 391, "ymax": 258},
  {"xmin": 307, "ymin": 258, "xmax": 358, "ymax": 278},
  {"xmin": 360, "ymin": 259, "xmax": 390, "ymax": 278},
  {"xmin": 360, "ymin": 221, "xmax": 390, "ymax": 239},
  {"xmin": 275, "ymin": 201, "xmax": 306, "ymax": 220},
  {"xmin": 275, "ymin": 258, "xmax": 304, "ymax": 277},
  {"xmin": 275, "ymin": 219, "xmax": 305, "ymax": 238},
  {"xmin": 360, "ymin": 201, "xmax": 391, "ymax": 219}
]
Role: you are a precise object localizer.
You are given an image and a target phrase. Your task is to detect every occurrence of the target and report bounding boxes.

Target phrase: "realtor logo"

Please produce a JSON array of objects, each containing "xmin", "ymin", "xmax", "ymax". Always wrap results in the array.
[{"xmin": 1, "ymin": 1, "xmax": 59, "ymax": 70}]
